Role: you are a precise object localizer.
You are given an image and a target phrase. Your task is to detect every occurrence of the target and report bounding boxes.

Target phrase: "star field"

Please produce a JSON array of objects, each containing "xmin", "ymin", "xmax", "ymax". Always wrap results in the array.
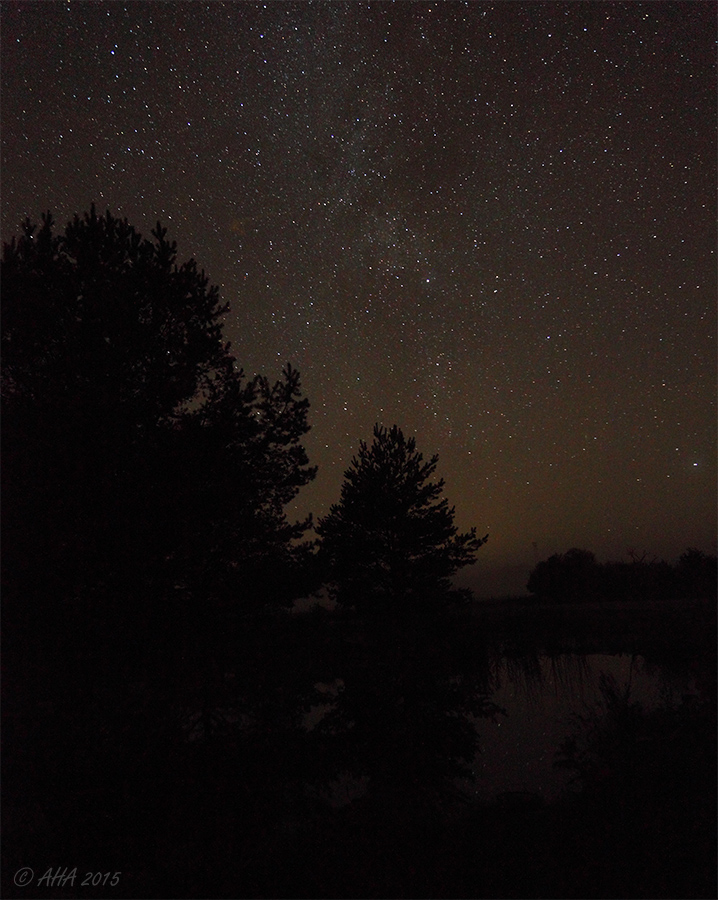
[{"xmin": 2, "ymin": 1, "xmax": 715, "ymax": 589}]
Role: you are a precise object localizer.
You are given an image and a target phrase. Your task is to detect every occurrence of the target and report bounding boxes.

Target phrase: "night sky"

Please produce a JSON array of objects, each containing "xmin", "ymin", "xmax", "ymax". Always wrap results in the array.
[{"xmin": 2, "ymin": 1, "xmax": 715, "ymax": 594}]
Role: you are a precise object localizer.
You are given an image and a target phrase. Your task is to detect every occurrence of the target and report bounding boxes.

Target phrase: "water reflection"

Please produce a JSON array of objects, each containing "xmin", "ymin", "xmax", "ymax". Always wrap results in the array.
[
  {"xmin": 470, "ymin": 651, "xmax": 693, "ymax": 801},
  {"xmin": 491, "ymin": 650, "xmax": 591, "ymax": 706},
  {"xmin": 304, "ymin": 649, "xmax": 694, "ymax": 806}
]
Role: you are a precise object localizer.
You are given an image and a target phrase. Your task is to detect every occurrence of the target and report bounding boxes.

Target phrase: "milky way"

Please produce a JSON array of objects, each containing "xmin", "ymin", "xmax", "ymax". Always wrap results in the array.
[{"xmin": 2, "ymin": 1, "xmax": 715, "ymax": 589}]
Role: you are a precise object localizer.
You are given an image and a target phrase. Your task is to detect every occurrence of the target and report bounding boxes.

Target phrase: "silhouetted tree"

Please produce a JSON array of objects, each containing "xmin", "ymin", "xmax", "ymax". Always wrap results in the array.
[
  {"xmin": 3, "ymin": 207, "xmax": 316, "ymax": 616},
  {"xmin": 318, "ymin": 424, "xmax": 487, "ymax": 617},
  {"xmin": 675, "ymin": 548, "xmax": 717, "ymax": 600},
  {"xmin": 1, "ymin": 207, "xmax": 317, "ymax": 877},
  {"xmin": 527, "ymin": 548, "xmax": 600, "ymax": 602},
  {"xmin": 315, "ymin": 425, "xmax": 495, "ymax": 815}
]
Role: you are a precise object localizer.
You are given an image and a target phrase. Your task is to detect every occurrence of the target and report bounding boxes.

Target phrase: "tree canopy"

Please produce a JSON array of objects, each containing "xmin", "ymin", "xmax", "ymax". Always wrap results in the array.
[
  {"xmin": 2, "ymin": 207, "xmax": 316, "ymax": 619},
  {"xmin": 2, "ymin": 207, "xmax": 230, "ymax": 421},
  {"xmin": 317, "ymin": 423, "xmax": 488, "ymax": 619}
]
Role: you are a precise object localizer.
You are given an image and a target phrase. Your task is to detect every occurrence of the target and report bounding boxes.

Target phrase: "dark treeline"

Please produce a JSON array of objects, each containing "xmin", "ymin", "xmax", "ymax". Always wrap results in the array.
[
  {"xmin": 527, "ymin": 546, "xmax": 717, "ymax": 604},
  {"xmin": 2, "ymin": 211, "xmax": 715, "ymax": 899}
]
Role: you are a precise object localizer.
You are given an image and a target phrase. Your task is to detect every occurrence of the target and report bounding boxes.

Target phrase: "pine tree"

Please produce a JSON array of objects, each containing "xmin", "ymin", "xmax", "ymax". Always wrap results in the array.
[
  {"xmin": 315, "ymin": 425, "xmax": 496, "ymax": 815},
  {"xmin": 317, "ymin": 423, "xmax": 487, "ymax": 619}
]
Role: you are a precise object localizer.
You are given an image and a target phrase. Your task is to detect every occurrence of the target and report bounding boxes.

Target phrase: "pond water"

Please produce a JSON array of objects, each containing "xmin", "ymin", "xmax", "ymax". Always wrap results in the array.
[
  {"xmin": 469, "ymin": 652, "xmax": 693, "ymax": 801},
  {"xmin": 307, "ymin": 651, "xmax": 695, "ymax": 806}
]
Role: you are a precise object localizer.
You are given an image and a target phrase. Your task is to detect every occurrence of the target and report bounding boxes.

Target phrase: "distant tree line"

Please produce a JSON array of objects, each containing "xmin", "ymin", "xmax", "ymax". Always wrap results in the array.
[{"xmin": 527, "ymin": 546, "xmax": 717, "ymax": 603}]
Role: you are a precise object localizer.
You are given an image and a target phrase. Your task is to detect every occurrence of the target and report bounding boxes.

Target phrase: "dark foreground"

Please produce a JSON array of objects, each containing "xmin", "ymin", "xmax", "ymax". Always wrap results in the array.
[
  {"xmin": 5, "ymin": 764, "xmax": 714, "ymax": 900},
  {"xmin": 4, "ymin": 596, "xmax": 715, "ymax": 899}
]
